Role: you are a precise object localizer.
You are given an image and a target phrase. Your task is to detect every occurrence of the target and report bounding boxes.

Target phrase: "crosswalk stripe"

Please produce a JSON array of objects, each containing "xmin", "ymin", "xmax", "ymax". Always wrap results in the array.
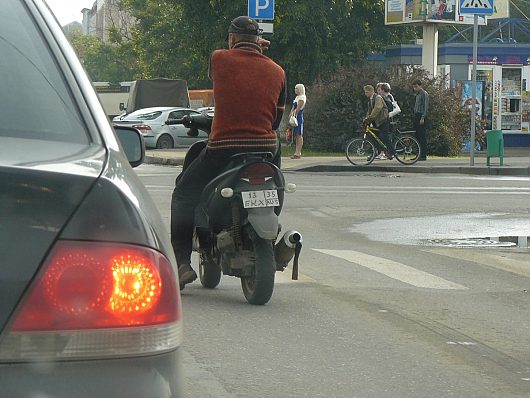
[
  {"xmin": 427, "ymin": 248, "xmax": 530, "ymax": 278},
  {"xmin": 314, "ymin": 249, "xmax": 467, "ymax": 290}
]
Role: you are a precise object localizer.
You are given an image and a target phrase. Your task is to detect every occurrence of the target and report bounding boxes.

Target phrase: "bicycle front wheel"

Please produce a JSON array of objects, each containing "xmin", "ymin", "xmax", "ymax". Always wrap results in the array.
[
  {"xmin": 394, "ymin": 135, "xmax": 421, "ymax": 165},
  {"xmin": 345, "ymin": 138, "xmax": 375, "ymax": 166}
]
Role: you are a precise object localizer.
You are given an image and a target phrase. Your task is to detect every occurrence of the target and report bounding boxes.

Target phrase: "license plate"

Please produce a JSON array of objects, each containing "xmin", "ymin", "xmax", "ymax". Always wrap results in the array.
[{"xmin": 241, "ymin": 190, "xmax": 280, "ymax": 209}]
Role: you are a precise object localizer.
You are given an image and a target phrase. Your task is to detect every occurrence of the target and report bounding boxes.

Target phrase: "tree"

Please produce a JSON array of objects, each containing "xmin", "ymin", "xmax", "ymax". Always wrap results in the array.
[
  {"xmin": 67, "ymin": 30, "xmax": 137, "ymax": 83},
  {"xmin": 118, "ymin": 0, "xmax": 417, "ymax": 89}
]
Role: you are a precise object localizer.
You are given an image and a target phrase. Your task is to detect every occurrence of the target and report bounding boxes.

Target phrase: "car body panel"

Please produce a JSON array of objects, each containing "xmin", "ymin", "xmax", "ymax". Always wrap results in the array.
[
  {"xmin": 0, "ymin": 0, "xmax": 182, "ymax": 396},
  {"xmin": 0, "ymin": 351, "xmax": 182, "ymax": 398}
]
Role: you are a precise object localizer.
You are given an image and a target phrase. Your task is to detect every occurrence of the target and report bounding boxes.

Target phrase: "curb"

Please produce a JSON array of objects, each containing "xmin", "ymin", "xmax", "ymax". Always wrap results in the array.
[
  {"xmin": 144, "ymin": 155, "xmax": 530, "ymax": 176},
  {"xmin": 295, "ymin": 164, "xmax": 530, "ymax": 176}
]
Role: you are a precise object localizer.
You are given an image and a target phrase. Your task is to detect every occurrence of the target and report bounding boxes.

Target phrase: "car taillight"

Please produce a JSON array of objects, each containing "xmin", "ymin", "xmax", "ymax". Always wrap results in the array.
[
  {"xmin": 132, "ymin": 124, "xmax": 152, "ymax": 132},
  {"xmin": 0, "ymin": 241, "xmax": 182, "ymax": 362},
  {"xmin": 239, "ymin": 163, "xmax": 275, "ymax": 185}
]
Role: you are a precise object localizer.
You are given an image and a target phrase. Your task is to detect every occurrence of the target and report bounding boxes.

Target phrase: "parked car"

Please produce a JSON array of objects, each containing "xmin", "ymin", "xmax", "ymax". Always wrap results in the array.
[
  {"xmin": 0, "ymin": 1, "xmax": 182, "ymax": 397},
  {"xmin": 113, "ymin": 106, "xmax": 209, "ymax": 148}
]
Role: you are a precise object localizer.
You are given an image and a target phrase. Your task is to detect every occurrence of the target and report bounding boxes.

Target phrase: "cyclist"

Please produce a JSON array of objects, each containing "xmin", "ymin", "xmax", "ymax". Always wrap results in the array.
[
  {"xmin": 364, "ymin": 84, "xmax": 394, "ymax": 159},
  {"xmin": 171, "ymin": 16, "xmax": 287, "ymax": 289}
]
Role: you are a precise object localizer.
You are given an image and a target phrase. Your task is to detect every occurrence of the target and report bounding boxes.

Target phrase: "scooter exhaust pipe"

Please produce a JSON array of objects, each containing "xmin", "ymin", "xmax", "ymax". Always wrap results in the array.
[{"xmin": 274, "ymin": 231, "xmax": 303, "ymax": 279}]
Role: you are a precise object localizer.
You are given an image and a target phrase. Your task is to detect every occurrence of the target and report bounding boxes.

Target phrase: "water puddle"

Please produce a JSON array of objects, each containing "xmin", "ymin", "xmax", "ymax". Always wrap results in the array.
[{"xmin": 350, "ymin": 213, "xmax": 530, "ymax": 248}]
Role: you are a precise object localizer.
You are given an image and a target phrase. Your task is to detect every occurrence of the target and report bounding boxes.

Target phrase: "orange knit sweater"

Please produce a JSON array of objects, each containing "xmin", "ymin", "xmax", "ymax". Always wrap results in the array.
[{"xmin": 208, "ymin": 46, "xmax": 286, "ymax": 151}]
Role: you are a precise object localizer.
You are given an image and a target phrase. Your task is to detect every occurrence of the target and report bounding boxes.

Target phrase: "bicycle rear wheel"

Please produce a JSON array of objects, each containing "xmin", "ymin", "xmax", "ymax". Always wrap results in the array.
[
  {"xmin": 345, "ymin": 138, "xmax": 375, "ymax": 166},
  {"xmin": 394, "ymin": 135, "xmax": 421, "ymax": 165}
]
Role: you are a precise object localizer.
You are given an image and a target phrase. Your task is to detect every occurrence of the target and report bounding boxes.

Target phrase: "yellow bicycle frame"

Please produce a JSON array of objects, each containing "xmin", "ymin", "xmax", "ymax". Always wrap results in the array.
[{"xmin": 363, "ymin": 125, "xmax": 387, "ymax": 152}]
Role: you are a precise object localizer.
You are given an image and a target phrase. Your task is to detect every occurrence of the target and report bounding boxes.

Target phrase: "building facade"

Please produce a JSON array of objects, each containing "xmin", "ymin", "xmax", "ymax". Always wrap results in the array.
[{"xmin": 81, "ymin": 0, "xmax": 133, "ymax": 43}]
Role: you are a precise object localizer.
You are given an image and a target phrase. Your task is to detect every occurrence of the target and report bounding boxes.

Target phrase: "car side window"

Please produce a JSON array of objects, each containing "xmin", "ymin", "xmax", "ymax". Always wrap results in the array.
[
  {"xmin": 0, "ymin": 1, "xmax": 89, "ymax": 144},
  {"xmin": 168, "ymin": 111, "xmax": 187, "ymax": 120}
]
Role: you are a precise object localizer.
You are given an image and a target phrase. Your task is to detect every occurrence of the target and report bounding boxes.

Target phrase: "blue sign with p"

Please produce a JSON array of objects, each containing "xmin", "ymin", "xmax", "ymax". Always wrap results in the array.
[{"xmin": 248, "ymin": 0, "xmax": 275, "ymax": 20}]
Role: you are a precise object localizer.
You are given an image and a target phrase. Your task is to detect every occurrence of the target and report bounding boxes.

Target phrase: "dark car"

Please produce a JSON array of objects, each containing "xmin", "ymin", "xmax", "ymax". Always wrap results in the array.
[{"xmin": 0, "ymin": 0, "xmax": 182, "ymax": 397}]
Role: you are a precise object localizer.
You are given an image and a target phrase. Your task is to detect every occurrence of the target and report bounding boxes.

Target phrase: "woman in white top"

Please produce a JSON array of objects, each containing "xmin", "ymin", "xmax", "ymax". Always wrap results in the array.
[{"xmin": 289, "ymin": 83, "xmax": 306, "ymax": 159}]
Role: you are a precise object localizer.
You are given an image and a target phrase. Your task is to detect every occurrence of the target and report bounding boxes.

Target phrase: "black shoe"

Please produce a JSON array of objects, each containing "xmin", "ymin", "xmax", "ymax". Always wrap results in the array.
[
  {"xmin": 417, "ymin": 157, "xmax": 427, "ymax": 161},
  {"xmin": 178, "ymin": 263, "xmax": 197, "ymax": 289}
]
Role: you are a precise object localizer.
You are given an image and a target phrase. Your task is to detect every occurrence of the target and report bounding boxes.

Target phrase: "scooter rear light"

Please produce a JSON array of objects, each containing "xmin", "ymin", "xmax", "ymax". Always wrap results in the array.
[
  {"xmin": 239, "ymin": 163, "xmax": 275, "ymax": 185},
  {"xmin": 0, "ymin": 240, "xmax": 182, "ymax": 362}
]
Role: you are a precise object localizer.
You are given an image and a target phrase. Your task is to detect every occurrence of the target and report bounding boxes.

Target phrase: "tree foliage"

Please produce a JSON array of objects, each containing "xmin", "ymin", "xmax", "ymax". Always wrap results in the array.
[
  {"xmin": 66, "ymin": 30, "xmax": 137, "ymax": 83},
  {"xmin": 116, "ymin": 0, "xmax": 417, "ymax": 89}
]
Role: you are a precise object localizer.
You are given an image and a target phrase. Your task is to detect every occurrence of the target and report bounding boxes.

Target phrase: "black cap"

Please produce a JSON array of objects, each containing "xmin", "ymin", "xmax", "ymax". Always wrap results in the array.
[{"xmin": 228, "ymin": 16, "xmax": 261, "ymax": 36}]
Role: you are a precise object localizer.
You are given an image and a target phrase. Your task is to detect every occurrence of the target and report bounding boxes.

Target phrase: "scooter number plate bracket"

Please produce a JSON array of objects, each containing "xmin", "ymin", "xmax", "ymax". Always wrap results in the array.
[{"xmin": 241, "ymin": 190, "xmax": 279, "ymax": 209}]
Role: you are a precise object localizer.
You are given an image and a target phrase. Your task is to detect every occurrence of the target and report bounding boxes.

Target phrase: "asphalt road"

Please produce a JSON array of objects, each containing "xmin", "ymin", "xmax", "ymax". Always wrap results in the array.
[{"xmin": 136, "ymin": 164, "xmax": 530, "ymax": 398}]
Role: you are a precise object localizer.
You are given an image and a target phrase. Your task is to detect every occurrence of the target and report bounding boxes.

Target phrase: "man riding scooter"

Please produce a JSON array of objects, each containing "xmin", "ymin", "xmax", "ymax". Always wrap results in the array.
[{"xmin": 171, "ymin": 16, "xmax": 287, "ymax": 289}]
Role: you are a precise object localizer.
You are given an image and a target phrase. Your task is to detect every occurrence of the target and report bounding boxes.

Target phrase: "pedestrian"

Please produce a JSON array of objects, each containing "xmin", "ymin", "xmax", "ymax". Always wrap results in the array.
[
  {"xmin": 289, "ymin": 83, "xmax": 306, "ymax": 159},
  {"xmin": 365, "ymin": 84, "xmax": 393, "ymax": 159},
  {"xmin": 170, "ymin": 16, "xmax": 287, "ymax": 289},
  {"xmin": 412, "ymin": 79, "xmax": 429, "ymax": 161},
  {"xmin": 383, "ymin": 83, "xmax": 401, "ymax": 119}
]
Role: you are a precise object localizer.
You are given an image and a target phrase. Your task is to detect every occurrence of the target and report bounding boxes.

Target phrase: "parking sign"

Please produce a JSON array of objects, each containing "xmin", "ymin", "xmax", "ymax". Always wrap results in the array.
[{"xmin": 248, "ymin": 0, "xmax": 274, "ymax": 20}]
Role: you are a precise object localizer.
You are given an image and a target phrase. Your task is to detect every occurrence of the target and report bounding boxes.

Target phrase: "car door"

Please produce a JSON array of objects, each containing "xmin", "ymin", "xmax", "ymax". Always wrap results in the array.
[{"xmin": 166, "ymin": 110, "xmax": 208, "ymax": 147}]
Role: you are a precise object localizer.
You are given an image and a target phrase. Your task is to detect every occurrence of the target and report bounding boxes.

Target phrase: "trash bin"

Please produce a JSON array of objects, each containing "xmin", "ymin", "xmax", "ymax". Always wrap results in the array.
[{"xmin": 486, "ymin": 130, "xmax": 504, "ymax": 166}]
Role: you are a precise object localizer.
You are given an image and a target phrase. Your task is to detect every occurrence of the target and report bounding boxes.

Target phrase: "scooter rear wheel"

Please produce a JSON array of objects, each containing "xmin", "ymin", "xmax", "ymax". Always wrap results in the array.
[{"xmin": 241, "ymin": 226, "xmax": 275, "ymax": 305}]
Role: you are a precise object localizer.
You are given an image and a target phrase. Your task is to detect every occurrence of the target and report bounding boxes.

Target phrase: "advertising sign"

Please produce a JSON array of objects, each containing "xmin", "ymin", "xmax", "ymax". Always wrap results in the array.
[{"xmin": 385, "ymin": 0, "xmax": 487, "ymax": 24}]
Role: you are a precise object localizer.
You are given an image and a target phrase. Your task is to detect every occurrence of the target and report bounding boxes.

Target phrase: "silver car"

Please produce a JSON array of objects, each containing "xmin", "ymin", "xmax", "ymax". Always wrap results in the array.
[
  {"xmin": 113, "ymin": 107, "xmax": 209, "ymax": 148},
  {"xmin": 0, "ymin": 0, "xmax": 182, "ymax": 396}
]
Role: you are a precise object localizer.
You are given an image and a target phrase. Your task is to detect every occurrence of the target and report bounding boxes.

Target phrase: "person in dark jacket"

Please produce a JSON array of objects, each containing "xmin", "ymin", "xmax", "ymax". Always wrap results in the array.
[
  {"xmin": 171, "ymin": 16, "xmax": 287, "ymax": 289},
  {"xmin": 412, "ymin": 79, "xmax": 429, "ymax": 161}
]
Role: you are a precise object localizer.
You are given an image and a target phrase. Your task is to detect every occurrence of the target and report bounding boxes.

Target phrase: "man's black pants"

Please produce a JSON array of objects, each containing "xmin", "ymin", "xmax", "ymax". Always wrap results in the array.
[{"xmin": 413, "ymin": 113, "xmax": 428, "ymax": 159}]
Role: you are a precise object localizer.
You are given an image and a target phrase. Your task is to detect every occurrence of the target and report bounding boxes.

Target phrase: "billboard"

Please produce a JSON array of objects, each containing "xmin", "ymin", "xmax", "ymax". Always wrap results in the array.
[{"xmin": 385, "ymin": 0, "xmax": 487, "ymax": 25}]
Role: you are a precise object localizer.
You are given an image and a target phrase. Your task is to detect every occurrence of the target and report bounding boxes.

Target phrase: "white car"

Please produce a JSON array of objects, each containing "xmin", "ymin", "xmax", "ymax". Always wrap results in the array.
[{"xmin": 113, "ymin": 107, "xmax": 208, "ymax": 149}]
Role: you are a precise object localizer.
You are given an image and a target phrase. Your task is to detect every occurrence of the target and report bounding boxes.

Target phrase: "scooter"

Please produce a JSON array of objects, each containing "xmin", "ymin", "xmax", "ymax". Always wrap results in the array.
[{"xmin": 167, "ymin": 112, "xmax": 302, "ymax": 305}]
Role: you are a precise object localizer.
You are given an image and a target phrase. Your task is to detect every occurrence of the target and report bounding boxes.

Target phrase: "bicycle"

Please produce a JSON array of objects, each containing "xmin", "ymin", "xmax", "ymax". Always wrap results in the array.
[{"xmin": 345, "ymin": 123, "xmax": 421, "ymax": 166}]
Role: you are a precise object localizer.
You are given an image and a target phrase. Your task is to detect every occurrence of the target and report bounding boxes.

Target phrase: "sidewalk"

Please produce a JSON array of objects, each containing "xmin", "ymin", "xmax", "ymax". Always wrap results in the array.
[{"xmin": 145, "ymin": 147, "xmax": 530, "ymax": 176}]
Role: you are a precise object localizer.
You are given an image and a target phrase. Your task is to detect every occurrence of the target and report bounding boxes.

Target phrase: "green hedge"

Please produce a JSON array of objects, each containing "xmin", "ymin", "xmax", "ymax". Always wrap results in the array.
[{"xmin": 301, "ymin": 65, "xmax": 471, "ymax": 156}]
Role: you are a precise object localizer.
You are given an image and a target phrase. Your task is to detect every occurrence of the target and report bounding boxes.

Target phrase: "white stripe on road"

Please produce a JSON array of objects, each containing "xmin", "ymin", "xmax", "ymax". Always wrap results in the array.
[
  {"xmin": 314, "ymin": 249, "xmax": 467, "ymax": 290},
  {"xmin": 296, "ymin": 185, "xmax": 530, "ymax": 191},
  {"xmin": 297, "ymin": 190, "xmax": 530, "ymax": 195}
]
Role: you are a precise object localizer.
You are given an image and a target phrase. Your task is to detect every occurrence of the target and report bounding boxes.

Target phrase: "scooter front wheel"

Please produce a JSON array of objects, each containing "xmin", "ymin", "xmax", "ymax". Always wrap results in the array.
[
  {"xmin": 241, "ymin": 226, "xmax": 275, "ymax": 305},
  {"xmin": 199, "ymin": 253, "xmax": 221, "ymax": 289}
]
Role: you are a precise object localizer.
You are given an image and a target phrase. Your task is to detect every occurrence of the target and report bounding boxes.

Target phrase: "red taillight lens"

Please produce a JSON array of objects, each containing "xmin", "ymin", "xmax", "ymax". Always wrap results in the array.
[
  {"xmin": 11, "ymin": 241, "xmax": 179, "ymax": 331},
  {"xmin": 0, "ymin": 241, "xmax": 182, "ymax": 362},
  {"xmin": 132, "ymin": 124, "xmax": 152, "ymax": 131},
  {"xmin": 239, "ymin": 163, "xmax": 275, "ymax": 185}
]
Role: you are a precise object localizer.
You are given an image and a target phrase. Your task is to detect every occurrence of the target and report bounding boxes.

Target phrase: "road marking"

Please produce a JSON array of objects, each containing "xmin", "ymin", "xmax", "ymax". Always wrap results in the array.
[
  {"xmin": 296, "ymin": 189, "xmax": 530, "ymax": 195},
  {"xmin": 314, "ymin": 249, "xmax": 467, "ymax": 290},
  {"xmin": 295, "ymin": 185, "xmax": 530, "ymax": 191},
  {"xmin": 428, "ymin": 248, "xmax": 530, "ymax": 278}
]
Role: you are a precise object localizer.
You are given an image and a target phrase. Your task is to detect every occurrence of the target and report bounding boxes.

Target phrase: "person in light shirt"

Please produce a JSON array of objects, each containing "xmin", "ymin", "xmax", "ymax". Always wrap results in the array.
[{"xmin": 289, "ymin": 83, "xmax": 306, "ymax": 159}]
